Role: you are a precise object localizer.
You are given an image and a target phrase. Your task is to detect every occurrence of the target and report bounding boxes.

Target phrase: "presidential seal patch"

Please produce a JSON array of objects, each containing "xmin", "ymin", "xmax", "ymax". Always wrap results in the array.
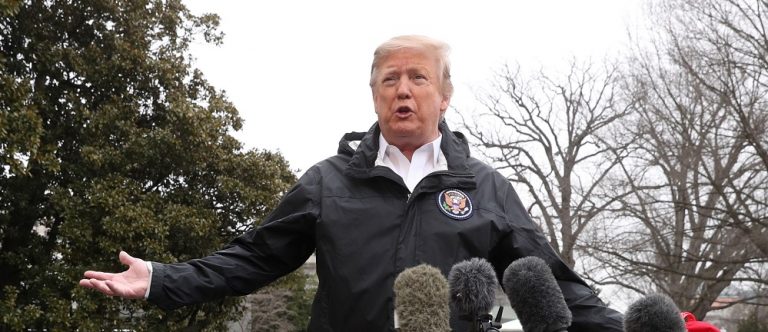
[{"xmin": 437, "ymin": 189, "xmax": 473, "ymax": 220}]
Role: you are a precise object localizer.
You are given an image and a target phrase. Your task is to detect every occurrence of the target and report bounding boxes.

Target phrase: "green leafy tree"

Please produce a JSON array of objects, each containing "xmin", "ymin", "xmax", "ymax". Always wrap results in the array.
[
  {"xmin": 275, "ymin": 270, "xmax": 316, "ymax": 330},
  {"xmin": 0, "ymin": 0, "xmax": 298, "ymax": 330},
  {"xmin": 0, "ymin": 0, "xmax": 20, "ymax": 16}
]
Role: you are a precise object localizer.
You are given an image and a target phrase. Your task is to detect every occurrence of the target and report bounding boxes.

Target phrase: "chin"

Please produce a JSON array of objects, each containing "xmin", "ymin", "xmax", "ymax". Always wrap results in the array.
[
  {"xmin": 390, "ymin": 129, "xmax": 420, "ymax": 140},
  {"xmin": 389, "ymin": 122, "xmax": 420, "ymax": 132}
]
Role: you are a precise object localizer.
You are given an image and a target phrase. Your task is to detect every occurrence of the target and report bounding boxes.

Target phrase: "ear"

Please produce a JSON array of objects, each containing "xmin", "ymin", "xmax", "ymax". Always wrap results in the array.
[
  {"xmin": 440, "ymin": 96, "xmax": 450, "ymax": 113},
  {"xmin": 372, "ymin": 89, "xmax": 379, "ymax": 113}
]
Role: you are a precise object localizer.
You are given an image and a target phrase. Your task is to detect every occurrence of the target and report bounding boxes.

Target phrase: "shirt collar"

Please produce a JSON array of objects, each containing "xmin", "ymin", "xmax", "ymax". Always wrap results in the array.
[{"xmin": 377, "ymin": 133, "xmax": 443, "ymax": 165}]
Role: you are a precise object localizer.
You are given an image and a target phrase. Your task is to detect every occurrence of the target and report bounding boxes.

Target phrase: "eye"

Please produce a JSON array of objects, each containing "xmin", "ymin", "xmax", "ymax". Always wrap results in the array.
[
  {"xmin": 381, "ymin": 76, "xmax": 398, "ymax": 86},
  {"xmin": 412, "ymin": 74, "xmax": 428, "ymax": 84}
]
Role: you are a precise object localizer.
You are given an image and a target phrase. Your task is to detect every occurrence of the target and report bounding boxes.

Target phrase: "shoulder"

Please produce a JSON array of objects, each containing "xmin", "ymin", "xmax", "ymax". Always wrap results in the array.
[
  {"xmin": 467, "ymin": 157, "xmax": 511, "ymax": 188},
  {"xmin": 466, "ymin": 157, "xmax": 497, "ymax": 174},
  {"xmin": 463, "ymin": 157, "xmax": 520, "ymax": 212},
  {"xmin": 299, "ymin": 154, "xmax": 349, "ymax": 181}
]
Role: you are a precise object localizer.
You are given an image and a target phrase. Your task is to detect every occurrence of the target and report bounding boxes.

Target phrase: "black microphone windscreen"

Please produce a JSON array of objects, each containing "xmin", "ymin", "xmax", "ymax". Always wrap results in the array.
[
  {"xmin": 623, "ymin": 293, "xmax": 686, "ymax": 332},
  {"xmin": 447, "ymin": 257, "xmax": 497, "ymax": 319},
  {"xmin": 394, "ymin": 264, "xmax": 451, "ymax": 332},
  {"xmin": 502, "ymin": 256, "xmax": 572, "ymax": 332}
]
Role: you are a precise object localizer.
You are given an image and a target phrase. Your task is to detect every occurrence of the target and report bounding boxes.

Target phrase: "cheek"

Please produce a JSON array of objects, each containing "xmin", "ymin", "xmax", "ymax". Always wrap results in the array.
[
  {"xmin": 372, "ymin": 94, "xmax": 384, "ymax": 109},
  {"xmin": 374, "ymin": 90, "xmax": 392, "ymax": 103}
]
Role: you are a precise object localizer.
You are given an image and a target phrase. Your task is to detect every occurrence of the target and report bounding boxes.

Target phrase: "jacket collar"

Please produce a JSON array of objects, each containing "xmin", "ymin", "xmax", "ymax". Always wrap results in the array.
[{"xmin": 341, "ymin": 121, "xmax": 474, "ymax": 181}]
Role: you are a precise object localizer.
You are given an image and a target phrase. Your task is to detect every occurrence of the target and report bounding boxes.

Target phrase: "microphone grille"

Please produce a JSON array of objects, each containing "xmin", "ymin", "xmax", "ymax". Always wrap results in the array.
[
  {"xmin": 447, "ymin": 257, "xmax": 497, "ymax": 317},
  {"xmin": 624, "ymin": 293, "xmax": 686, "ymax": 332},
  {"xmin": 394, "ymin": 264, "xmax": 450, "ymax": 332},
  {"xmin": 502, "ymin": 256, "xmax": 572, "ymax": 331}
]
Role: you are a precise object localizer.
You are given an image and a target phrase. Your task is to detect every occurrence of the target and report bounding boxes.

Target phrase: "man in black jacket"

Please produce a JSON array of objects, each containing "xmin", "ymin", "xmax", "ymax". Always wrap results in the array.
[{"xmin": 81, "ymin": 35, "xmax": 624, "ymax": 331}]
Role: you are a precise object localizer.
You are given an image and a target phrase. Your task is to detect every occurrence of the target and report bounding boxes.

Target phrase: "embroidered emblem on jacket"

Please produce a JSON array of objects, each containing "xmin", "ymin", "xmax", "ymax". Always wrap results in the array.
[{"xmin": 437, "ymin": 189, "xmax": 473, "ymax": 220}]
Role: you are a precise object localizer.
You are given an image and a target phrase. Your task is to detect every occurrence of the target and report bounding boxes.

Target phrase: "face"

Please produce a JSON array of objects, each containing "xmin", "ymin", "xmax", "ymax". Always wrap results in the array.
[{"xmin": 372, "ymin": 49, "xmax": 450, "ymax": 151}]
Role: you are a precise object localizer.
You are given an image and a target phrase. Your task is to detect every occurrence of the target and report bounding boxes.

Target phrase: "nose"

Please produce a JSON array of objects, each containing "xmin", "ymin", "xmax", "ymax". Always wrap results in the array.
[{"xmin": 396, "ymin": 78, "xmax": 412, "ymax": 99}]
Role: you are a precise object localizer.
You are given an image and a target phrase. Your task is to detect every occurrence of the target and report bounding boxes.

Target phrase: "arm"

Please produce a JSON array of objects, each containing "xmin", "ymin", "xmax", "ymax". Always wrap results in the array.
[
  {"xmin": 79, "ymin": 167, "xmax": 320, "ymax": 310},
  {"xmin": 488, "ymin": 182, "xmax": 624, "ymax": 332},
  {"xmin": 147, "ymin": 168, "xmax": 320, "ymax": 310}
]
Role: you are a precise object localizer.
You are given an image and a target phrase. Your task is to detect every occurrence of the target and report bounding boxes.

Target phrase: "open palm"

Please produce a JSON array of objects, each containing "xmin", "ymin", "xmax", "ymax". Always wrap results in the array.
[{"xmin": 79, "ymin": 251, "xmax": 149, "ymax": 299}]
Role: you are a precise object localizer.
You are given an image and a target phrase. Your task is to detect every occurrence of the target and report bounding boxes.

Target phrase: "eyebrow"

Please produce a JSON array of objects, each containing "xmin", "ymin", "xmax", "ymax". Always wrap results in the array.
[{"xmin": 380, "ymin": 66, "xmax": 431, "ymax": 76}]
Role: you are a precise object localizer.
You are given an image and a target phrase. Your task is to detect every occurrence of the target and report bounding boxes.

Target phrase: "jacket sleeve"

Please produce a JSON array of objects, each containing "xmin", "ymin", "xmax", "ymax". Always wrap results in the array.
[
  {"xmin": 147, "ymin": 167, "xmax": 321, "ymax": 310},
  {"xmin": 488, "ymin": 180, "xmax": 624, "ymax": 332}
]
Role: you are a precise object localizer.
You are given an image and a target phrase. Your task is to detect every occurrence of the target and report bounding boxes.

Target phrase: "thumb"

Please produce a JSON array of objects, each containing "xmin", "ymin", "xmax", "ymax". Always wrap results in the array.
[{"xmin": 118, "ymin": 251, "xmax": 137, "ymax": 266}]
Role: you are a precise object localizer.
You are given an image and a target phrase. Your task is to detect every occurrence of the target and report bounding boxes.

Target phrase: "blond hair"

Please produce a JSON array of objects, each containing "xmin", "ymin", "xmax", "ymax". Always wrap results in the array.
[{"xmin": 369, "ymin": 35, "xmax": 453, "ymax": 99}]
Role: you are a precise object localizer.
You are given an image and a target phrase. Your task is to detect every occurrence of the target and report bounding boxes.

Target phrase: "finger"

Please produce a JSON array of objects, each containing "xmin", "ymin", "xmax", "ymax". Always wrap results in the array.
[
  {"xmin": 83, "ymin": 270, "xmax": 116, "ymax": 280},
  {"xmin": 79, "ymin": 279, "xmax": 96, "ymax": 289},
  {"xmin": 88, "ymin": 279, "xmax": 116, "ymax": 296},
  {"xmin": 118, "ymin": 251, "xmax": 136, "ymax": 266}
]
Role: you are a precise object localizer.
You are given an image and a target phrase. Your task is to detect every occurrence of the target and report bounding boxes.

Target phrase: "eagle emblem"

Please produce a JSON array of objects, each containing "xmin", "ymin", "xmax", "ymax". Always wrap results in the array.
[{"xmin": 437, "ymin": 189, "xmax": 473, "ymax": 220}]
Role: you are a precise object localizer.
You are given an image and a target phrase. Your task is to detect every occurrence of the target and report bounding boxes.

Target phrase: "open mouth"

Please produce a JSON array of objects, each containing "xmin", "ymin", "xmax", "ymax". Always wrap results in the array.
[{"xmin": 395, "ymin": 106, "xmax": 413, "ymax": 115}]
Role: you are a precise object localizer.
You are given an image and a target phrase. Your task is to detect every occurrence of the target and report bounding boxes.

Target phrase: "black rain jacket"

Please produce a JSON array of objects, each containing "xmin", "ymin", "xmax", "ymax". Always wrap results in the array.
[{"xmin": 147, "ymin": 122, "xmax": 624, "ymax": 331}]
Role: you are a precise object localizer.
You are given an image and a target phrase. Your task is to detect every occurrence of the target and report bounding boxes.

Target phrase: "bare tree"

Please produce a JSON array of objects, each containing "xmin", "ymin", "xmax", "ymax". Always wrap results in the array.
[
  {"xmin": 583, "ymin": 19, "xmax": 765, "ymax": 319},
  {"xmin": 662, "ymin": 0, "xmax": 768, "ymax": 257},
  {"xmin": 458, "ymin": 61, "xmax": 633, "ymax": 268},
  {"xmin": 457, "ymin": 1, "xmax": 768, "ymax": 320}
]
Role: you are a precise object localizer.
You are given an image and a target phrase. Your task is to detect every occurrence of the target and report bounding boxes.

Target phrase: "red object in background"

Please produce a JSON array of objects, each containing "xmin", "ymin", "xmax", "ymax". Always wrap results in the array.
[{"xmin": 681, "ymin": 312, "xmax": 721, "ymax": 332}]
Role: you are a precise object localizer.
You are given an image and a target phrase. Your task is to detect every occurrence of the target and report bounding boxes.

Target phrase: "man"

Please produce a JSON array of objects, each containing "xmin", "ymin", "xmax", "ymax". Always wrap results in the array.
[{"xmin": 80, "ymin": 35, "xmax": 623, "ymax": 331}]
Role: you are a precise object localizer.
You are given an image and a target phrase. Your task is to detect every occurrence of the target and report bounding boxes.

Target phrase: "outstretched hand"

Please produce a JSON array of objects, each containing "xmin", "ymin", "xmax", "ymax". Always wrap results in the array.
[{"xmin": 79, "ymin": 251, "xmax": 149, "ymax": 299}]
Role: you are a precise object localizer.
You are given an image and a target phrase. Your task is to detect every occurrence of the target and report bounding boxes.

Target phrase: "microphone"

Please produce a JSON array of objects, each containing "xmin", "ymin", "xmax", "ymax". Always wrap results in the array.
[
  {"xmin": 623, "ymin": 293, "xmax": 686, "ymax": 332},
  {"xmin": 393, "ymin": 264, "xmax": 451, "ymax": 332},
  {"xmin": 502, "ymin": 256, "xmax": 572, "ymax": 332},
  {"xmin": 448, "ymin": 257, "xmax": 502, "ymax": 332}
]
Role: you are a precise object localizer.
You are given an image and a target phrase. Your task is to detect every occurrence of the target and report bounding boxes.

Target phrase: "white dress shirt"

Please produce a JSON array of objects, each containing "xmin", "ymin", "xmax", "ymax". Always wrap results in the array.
[{"xmin": 375, "ymin": 133, "xmax": 448, "ymax": 192}]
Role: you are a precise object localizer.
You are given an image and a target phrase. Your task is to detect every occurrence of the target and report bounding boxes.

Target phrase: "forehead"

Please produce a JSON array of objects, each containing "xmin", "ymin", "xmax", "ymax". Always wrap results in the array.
[{"xmin": 377, "ymin": 48, "xmax": 439, "ymax": 72}]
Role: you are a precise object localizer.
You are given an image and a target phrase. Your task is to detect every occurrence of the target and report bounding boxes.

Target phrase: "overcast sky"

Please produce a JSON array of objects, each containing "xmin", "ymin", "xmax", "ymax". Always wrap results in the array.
[{"xmin": 184, "ymin": 1, "xmax": 646, "ymax": 174}]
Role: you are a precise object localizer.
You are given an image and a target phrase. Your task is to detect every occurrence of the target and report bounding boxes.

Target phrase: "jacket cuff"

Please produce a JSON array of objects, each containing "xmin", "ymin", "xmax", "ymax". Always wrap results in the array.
[{"xmin": 146, "ymin": 262, "xmax": 175, "ymax": 310}]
